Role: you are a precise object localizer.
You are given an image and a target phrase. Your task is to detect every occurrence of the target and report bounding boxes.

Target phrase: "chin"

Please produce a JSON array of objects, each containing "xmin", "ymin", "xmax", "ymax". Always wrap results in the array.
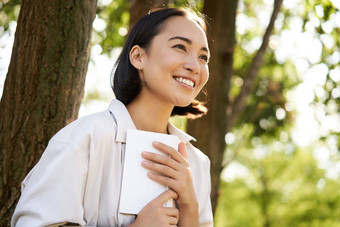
[
  {"xmin": 172, "ymin": 95, "xmax": 196, "ymax": 107},
  {"xmin": 175, "ymin": 100, "xmax": 193, "ymax": 107}
]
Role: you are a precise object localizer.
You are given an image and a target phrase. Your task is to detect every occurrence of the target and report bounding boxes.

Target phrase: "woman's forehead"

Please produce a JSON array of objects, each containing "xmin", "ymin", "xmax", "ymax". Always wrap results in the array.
[{"xmin": 157, "ymin": 16, "xmax": 208, "ymax": 47}]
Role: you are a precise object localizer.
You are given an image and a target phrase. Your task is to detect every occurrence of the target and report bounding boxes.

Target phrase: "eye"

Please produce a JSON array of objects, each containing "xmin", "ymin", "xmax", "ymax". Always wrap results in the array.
[
  {"xmin": 173, "ymin": 44, "xmax": 187, "ymax": 52},
  {"xmin": 199, "ymin": 54, "xmax": 209, "ymax": 63}
]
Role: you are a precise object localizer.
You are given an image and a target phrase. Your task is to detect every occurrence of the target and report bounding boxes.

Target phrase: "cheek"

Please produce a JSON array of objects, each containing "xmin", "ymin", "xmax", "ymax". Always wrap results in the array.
[
  {"xmin": 145, "ymin": 53, "xmax": 176, "ymax": 75},
  {"xmin": 200, "ymin": 67, "xmax": 209, "ymax": 87},
  {"xmin": 194, "ymin": 70, "xmax": 208, "ymax": 97}
]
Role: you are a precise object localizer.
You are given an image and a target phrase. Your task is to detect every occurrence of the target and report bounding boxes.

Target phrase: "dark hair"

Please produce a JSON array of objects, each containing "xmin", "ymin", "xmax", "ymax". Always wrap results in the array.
[{"xmin": 111, "ymin": 8, "xmax": 208, "ymax": 119}]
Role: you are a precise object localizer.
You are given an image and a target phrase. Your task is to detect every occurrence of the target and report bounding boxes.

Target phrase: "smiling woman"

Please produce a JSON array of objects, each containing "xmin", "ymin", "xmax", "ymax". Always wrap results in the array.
[
  {"xmin": 113, "ymin": 8, "xmax": 209, "ymax": 120},
  {"xmin": 126, "ymin": 15, "xmax": 210, "ymax": 125},
  {"xmin": 11, "ymin": 8, "xmax": 213, "ymax": 227}
]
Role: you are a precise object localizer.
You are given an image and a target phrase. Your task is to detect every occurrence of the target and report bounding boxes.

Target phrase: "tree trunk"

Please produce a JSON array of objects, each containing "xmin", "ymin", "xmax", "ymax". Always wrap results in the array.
[
  {"xmin": 0, "ymin": 0, "xmax": 97, "ymax": 225},
  {"xmin": 187, "ymin": 0, "xmax": 238, "ymax": 214},
  {"xmin": 129, "ymin": 0, "xmax": 169, "ymax": 28}
]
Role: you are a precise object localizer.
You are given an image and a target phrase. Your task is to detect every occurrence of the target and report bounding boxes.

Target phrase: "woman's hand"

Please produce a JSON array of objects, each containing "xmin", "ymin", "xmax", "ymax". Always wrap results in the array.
[
  {"xmin": 129, "ymin": 189, "xmax": 179, "ymax": 227},
  {"xmin": 141, "ymin": 141, "xmax": 199, "ymax": 226}
]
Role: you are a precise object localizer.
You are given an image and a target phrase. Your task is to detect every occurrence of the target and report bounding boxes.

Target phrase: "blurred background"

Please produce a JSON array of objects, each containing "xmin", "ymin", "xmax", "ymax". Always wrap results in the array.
[{"xmin": 0, "ymin": 0, "xmax": 339, "ymax": 226}]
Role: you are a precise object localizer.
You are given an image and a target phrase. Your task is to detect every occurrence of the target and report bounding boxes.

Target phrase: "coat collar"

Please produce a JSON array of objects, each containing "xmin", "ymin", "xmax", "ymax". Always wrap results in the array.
[
  {"xmin": 108, "ymin": 99, "xmax": 196, "ymax": 144},
  {"xmin": 167, "ymin": 122, "xmax": 196, "ymax": 143}
]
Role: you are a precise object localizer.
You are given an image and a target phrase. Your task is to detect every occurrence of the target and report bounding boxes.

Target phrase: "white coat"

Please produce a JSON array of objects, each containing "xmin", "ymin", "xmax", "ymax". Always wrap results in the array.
[{"xmin": 12, "ymin": 99, "xmax": 213, "ymax": 227}]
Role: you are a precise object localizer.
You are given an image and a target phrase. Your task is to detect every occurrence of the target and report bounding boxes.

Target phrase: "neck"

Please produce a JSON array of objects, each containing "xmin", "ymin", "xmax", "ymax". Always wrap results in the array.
[{"xmin": 127, "ymin": 94, "xmax": 174, "ymax": 134}]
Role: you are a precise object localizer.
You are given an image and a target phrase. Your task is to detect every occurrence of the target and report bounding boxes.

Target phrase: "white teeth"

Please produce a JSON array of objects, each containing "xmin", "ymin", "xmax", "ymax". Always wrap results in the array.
[{"xmin": 175, "ymin": 77, "xmax": 194, "ymax": 88}]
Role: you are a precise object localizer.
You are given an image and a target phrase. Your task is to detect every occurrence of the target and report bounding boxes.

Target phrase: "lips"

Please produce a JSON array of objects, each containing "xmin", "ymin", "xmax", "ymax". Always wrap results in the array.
[{"xmin": 173, "ymin": 76, "xmax": 195, "ymax": 88}]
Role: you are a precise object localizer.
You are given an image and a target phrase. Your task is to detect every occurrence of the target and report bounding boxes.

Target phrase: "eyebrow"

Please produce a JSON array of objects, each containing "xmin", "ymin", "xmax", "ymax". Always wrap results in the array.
[{"xmin": 168, "ymin": 36, "xmax": 210, "ymax": 54}]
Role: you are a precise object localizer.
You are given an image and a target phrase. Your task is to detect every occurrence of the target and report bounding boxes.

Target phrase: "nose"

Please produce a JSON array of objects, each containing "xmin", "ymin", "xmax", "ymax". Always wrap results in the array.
[{"xmin": 184, "ymin": 55, "xmax": 200, "ymax": 74}]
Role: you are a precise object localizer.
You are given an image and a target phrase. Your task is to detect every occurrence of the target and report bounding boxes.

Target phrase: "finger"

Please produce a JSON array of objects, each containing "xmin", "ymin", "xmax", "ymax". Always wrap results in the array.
[
  {"xmin": 152, "ymin": 141, "xmax": 185, "ymax": 163},
  {"xmin": 151, "ymin": 189, "xmax": 178, "ymax": 205},
  {"xmin": 147, "ymin": 172, "xmax": 176, "ymax": 189},
  {"xmin": 142, "ymin": 151, "xmax": 181, "ymax": 170},
  {"xmin": 177, "ymin": 142, "xmax": 188, "ymax": 160},
  {"xmin": 165, "ymin": 207, "xmax": 179, "ymax": 219},
  {"xmin": 168, "ymin": 216, "xmax": 179, "ymax": 225},
  {"xmin": 142, "ymin": 160, "xmax": 177, "ymax": 178}
]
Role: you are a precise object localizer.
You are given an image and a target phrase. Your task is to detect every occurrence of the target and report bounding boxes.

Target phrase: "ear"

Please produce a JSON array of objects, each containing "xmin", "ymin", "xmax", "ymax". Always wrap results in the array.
[{"xmin": 129, "ymin": 45, "xmax": 145, "ymax": 70}]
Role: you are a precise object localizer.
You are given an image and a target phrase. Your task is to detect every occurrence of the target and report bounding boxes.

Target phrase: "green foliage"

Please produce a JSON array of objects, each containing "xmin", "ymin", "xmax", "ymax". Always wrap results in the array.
[
  {"xmin": 238, "ymin": 58, "xmax": 298, "ymax": 137},
  {"xmin": 82, "ymin": 89, "xmax": 110, "ymax": 105},
  {"xmin": 94, "ymin": 0, "xmax": 130, "ymax": 56},
  {"xmin": 215, "ymin": 180, "xmax": 263, "ymax": 226},
  {"xmin": 300, "ymin": 1, "xmax": 340, "ymax": 95},
  {"xmin": 170, "ymin": 0, "xmax": 204, "ymax": 11},
  {"xmin": 0, "ymin": 0, "xmax": 20, "ymax": 33},
  {"xmin": 215, "ymin": 143, "xmax": 340, "ymax": 226},
  {"xmin": 300, "ymin": 0, "xmax": 340, "ymax": 149},
  {"xmin": 220, "ymin": 0, "xmax": 340, "ymax": 218},
  {"xmin": 232, "ymin": 0, "xmax": 300, "ymax": 138},
  {"xmin": 169, "ymin": 116, "xmax": 187, "ymax": 131}
]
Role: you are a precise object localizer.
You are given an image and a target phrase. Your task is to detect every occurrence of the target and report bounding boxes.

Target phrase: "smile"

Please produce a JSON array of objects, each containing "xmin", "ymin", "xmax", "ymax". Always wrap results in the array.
[{"xmin": 173, "ymin": 76, "xmax": 195, "ymax": 88}]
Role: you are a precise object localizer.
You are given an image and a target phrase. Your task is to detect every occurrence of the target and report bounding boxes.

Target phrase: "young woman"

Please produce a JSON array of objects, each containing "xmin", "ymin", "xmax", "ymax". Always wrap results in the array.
[{"xmin": 12, "ymin": 8, "xmax": 213, "ymax": 227}]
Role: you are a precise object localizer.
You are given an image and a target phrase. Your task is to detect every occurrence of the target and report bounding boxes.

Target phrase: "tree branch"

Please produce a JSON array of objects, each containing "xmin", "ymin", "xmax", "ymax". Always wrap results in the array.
[{"xmin": 226, "ymin": 0, "xmax": 283, "ymax": 132}]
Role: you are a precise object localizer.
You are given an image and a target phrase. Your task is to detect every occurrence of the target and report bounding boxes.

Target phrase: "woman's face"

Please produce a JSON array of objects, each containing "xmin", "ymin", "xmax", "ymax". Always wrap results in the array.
[{"xmin": 136, "ymin": 16, "xmax": 210, "ymax": 107}]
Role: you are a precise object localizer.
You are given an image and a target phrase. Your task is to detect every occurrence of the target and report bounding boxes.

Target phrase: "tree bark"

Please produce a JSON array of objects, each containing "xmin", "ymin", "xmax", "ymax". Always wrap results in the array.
[
  {"xmin": 129, "ymin": 0, "xmax": 170, "ymax": 28},
  {"xmin": 187, "ymin": 0, "xmax": 238, "ymax": 214},
  {"xmin": 0, "ymin": 0, "xmax": 97, "ymax": 225}
]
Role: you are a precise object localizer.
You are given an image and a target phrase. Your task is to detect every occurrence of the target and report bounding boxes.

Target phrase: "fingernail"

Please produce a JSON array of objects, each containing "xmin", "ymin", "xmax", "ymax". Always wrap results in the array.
[
  {"xmin": 142, "ymin": 151, "xmax": 149, "ymax": 157},
  {"xmin": 141, "ymin": 160, "xmax": 149, "ymax": 166},
  {"xmin": 152, "ymin": 141, "xmax": 159, "ymax": 146}
]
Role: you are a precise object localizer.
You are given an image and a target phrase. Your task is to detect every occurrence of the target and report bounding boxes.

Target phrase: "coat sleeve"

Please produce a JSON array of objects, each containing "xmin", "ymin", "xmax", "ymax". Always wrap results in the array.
[
  {"xmin": 11, "ymin": 126, "xmax": 89, "ymax": 227},
  {"xmin": 199, "ymin": 158, "xmax": 214, "ymax": 227}
]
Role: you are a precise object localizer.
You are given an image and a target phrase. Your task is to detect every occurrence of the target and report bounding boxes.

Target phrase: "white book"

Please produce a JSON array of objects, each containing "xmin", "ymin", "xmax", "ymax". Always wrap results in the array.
[{"xmin": 119, "ymin": 129, "xmax": 180, "ymax": 215}]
